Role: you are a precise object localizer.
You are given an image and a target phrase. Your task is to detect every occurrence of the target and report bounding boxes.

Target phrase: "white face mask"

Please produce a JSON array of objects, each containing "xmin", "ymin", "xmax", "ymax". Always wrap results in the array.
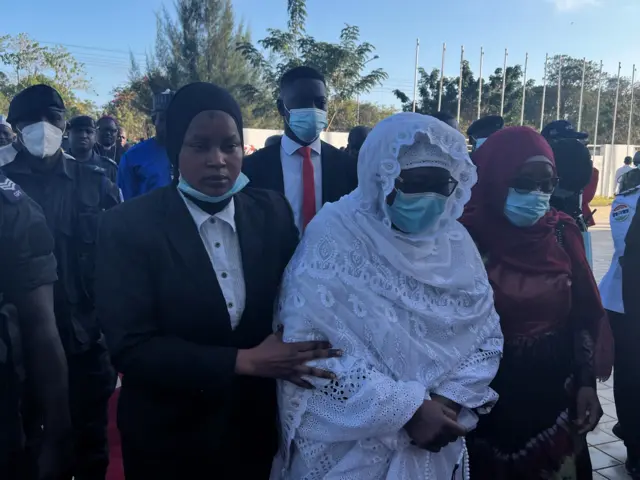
[{"xmin": 19, "ymin": 121, "xmax": 64, "ymax": 158}]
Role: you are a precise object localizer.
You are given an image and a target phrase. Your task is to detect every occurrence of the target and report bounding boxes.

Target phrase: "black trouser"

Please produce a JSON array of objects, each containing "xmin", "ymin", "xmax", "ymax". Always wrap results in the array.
[
  {"xmin": 59, "ymin": 341, "xmax": 116, "ymax": 480},
  {"xmin": 608, "ymin": 309, "xmax": 640, "ymax": 456}
]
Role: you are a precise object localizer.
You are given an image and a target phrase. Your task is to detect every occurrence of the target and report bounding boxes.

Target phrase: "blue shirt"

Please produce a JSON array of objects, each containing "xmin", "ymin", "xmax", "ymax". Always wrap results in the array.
[{"xmin": 117, "ymin": 138, "xmax": 172, "ymax": 200}]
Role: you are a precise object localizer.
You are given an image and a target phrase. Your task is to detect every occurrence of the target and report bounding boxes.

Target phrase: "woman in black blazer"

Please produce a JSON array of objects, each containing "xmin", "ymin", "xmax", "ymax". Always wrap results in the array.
[{"xmin": 95, "ymin": 83, "xmax": 340, "ymax": 479}]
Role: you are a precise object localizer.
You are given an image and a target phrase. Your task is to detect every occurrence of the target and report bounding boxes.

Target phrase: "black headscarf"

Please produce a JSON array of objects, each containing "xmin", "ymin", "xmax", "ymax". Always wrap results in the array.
[{"xmin": 166, "ymin": 82, "xmax": 243, "ymax": 169}]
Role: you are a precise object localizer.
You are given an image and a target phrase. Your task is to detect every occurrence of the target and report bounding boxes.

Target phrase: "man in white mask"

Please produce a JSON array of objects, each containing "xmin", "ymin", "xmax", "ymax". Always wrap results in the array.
[
  {"xmin": 4, "ymin": 84, "xmax": 120, "ymax": 480},
  {"xmin": 243, "ymin": 66, "xmax": 357, "ymax": 232}
]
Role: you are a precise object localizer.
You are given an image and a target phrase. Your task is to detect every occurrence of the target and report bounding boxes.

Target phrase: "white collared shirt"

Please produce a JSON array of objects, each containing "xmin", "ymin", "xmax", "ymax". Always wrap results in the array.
[
  {"xmin": 180, "ymin": 192, "xmax": 246, "ymax": 329},
  {"xmin": 280, "ymin": 135, "xmax": 322, "ymax": 231}
]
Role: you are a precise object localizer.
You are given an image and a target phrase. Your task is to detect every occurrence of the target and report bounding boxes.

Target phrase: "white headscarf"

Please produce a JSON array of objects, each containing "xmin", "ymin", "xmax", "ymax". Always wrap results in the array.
[
  {"xmin": 345, "ymin": 112, "xmax": 478, "ymax": 289},
  {"xmin": 274, "ymin": 113, "xmax": 502, "ymax": 479}
]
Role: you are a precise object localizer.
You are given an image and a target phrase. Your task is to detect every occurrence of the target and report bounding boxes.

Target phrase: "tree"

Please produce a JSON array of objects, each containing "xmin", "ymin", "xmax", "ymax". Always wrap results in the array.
[
  {"xmin": 104, "ymin": 84, "xmax": 154, "ymax": 140},
  {"xmin": 0, "ymin": 33, "xmax": 95, "ymax": 117},
  {"xmin": 153, "ymin": 0, "xmax": 257, "ymax": 91},
  {"xmin": 113, "ymin": 0, "xmax": 270, "ymax": 132},
  {"xmin": 329, "ymin": 99, "xmax": 396, "ymax": 132},
  {"xmin": 238, "ymin": 0, "xmax": 388, "ymax": 130}
]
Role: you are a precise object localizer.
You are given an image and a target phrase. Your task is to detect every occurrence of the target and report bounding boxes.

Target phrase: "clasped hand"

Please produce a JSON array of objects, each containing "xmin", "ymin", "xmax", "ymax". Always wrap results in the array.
[{"xmin": 405, "ymin": 396, "xmax": 466, "ymax": 452}]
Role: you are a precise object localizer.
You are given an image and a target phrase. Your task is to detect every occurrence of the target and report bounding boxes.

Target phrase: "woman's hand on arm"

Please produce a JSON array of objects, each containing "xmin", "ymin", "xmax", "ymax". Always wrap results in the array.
[{"xmin": 235, "ymin": 330, "xmax": 342, "ymax": 388}]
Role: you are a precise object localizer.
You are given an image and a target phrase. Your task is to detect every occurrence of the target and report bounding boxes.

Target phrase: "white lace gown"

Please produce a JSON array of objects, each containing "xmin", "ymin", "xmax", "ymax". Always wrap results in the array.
[
  {"xmin": 271, "ymin": 113, "xmax": 503, "ymax": 480},
  {"xmin": 271, "ymin": 213, "xmax": 502, "ymax": 480}
]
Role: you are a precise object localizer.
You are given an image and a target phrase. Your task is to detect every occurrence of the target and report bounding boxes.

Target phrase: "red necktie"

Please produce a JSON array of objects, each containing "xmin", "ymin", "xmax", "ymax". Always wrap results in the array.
[{"xmin": 298, "ymin": 146, "xmax": 316, "ymax": 229}]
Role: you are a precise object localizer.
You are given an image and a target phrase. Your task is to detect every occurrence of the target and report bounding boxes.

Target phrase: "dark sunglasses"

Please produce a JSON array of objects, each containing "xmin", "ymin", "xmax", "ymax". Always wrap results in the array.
[
  {"xmin": 396, "ymin": 176, "xmax": 459, "ymax": 197},
  {"xmin": 511, "ymin": 176, "xmax": 560, "ymax": 194}
]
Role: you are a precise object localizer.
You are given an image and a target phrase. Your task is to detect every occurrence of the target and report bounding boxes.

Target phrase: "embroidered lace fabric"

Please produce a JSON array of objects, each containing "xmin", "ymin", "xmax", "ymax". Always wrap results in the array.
[{"xmin": 271, "ymin": 113, "xmax": 504, "ymax": 480}]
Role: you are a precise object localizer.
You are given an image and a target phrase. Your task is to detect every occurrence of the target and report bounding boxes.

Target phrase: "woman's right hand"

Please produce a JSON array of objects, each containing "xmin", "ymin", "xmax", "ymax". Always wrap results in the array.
[
  {"xmin": 404, "ymin": 399, "xmax": 467, "ymax": 452},
  {"xmin": 236, "ymin": 331, "xmax": 342, "ymax": 388}
]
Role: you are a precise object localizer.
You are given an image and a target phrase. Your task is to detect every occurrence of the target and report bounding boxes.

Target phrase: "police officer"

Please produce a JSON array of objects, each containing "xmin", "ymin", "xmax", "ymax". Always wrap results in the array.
[
  {"xmin": 467, "ymin": 115, "xmax": 504, "ymax": 153},
  {"xmin": 3, "ymin": 84, "xmax": 120, "ymax": 480},
  {"xmin": 542, "ymin": 120, "xmax": 592, "ymax": 222},
  {"xmin": 0, "ymin": 175, "xmax": 71, "ymax": 480},
  {"xmin": 67, "ymin": 116, "xmax": 118, "ymax": 182},
  {"xmin": 543, "ymin": 120, "xmax": 596, "ymax": 270}
]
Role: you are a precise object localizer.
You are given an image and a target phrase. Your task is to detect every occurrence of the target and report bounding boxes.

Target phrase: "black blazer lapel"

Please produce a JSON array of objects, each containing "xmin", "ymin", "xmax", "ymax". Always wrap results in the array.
[
  {"xmin": 233, "ymin": 191, "xmax": 265, "ymax": 304},
  {"xmin": 160, "ymin": 188, "xmax": 231, "ymax": 330},
  {"xmin": 321, "ymin": 141, "xmax": 338, "ymax": 204},
  {"xmin": 245, "ymin": 144, "xmax": 285, "ymax": 195}
]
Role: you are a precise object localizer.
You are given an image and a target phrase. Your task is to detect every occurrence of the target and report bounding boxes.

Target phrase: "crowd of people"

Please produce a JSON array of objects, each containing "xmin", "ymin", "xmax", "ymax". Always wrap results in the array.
[{"xmin": 0, "ymin": 61, "xmax": 638, "ymax": 480}]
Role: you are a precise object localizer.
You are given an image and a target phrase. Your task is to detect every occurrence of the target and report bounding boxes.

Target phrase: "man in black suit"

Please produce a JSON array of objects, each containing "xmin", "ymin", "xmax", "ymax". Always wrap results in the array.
[{"xmin": 243, "ymin": 66, "xmax": 357, "ymax": 232}]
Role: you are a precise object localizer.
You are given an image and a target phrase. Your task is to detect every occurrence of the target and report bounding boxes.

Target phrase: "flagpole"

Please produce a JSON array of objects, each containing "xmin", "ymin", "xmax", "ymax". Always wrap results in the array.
[
  {"xmin": 540, "ymin": 53, "xmax": 548, "ymax": 130},
  {"xmin": 627, "ymin": 64, "xmax": 636, "ymax": 155},
  {"xmin": 457, "ymin": 45, "xmax": 464, "ymax": 123},
  {"xmin": 577, "ymin": 57, "xmax": 586, "ymax": 131},
  {"xmin": 477, "ymin": 47, "xmax": 484, "ymax": 119},
  {"xmin": 437, "ymin": 42, "xmax": 446, "ymax": 111},
  {"xmin": 500, "ymin": 48, "xmax": 508, "ymax": 116},
  {"xmin": 593, "ymin": 60, "xmax": 603, "ymax": 158},
  {"xmin": 556, "ymin": 54, "xmax": 563, "ymax": 120},
  {"xmin": 606, "ymin": 62, "xmax": 622, "ymax": 197},
  {"xmin": 520, "ymin": 52, "xmax": 528, "ymax": 126},
  {"xmin": 412, "ymin": 38, "xmax": 420, "ymax": 113}
]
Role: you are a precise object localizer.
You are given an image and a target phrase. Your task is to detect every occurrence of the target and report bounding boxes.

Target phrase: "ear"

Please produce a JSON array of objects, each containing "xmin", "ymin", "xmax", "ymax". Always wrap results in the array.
[{"xmin": 276, "ymin": 98, "xmax": 286, "ymax": 117}]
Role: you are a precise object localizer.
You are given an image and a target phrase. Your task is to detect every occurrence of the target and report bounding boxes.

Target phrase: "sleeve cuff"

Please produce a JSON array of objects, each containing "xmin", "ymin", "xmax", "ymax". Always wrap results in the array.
[{"xmin": 9, "ymin": 253, "xmax": 58, "ymax": 294}]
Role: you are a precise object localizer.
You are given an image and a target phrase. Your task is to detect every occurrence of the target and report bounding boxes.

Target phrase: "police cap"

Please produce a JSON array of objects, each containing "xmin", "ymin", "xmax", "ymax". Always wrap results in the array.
[
  {"xmin": 7, "ymin": 84, "xmax": 65, "ymax": 127},
  {"xmin": 68, "ymin": 116, "xmax": 96, "ymax": 131},
  {"xmin": 541, "ymin": 120, "xmax": 588, "ymax": 141}
]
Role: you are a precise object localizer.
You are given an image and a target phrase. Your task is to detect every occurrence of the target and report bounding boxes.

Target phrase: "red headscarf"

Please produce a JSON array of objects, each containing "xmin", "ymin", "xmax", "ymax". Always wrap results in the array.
[
  {"xmin": 461, "ymin": 126, "xmax": 573, "ymax": 274},
  {"xmin": 462, "ymin": 126, "xmax": 613, "ymax": 379}
]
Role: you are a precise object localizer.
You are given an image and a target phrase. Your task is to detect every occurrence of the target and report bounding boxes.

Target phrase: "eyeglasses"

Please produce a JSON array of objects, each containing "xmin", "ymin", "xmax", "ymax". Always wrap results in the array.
[
  {"xmin": 511, "ymin": 176, "xmax": 560, "ymax": 194},
  {"xmin": 396, "ymin": 176, "xmax": 459, "ymax": 197}
]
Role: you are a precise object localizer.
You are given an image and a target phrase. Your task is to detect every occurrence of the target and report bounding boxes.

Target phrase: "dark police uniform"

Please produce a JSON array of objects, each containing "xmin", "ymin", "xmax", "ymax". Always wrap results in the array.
[
  {"xmin": 0, "ymin": 175, "xmax": 58, "ymax": 479},
  {"xmin": 2, "ymin": 150, "xmax": 120, "ymax": 479},
  {"xmin": 68, "ymin": 150, "xmax": 118, "ymax": 184}
]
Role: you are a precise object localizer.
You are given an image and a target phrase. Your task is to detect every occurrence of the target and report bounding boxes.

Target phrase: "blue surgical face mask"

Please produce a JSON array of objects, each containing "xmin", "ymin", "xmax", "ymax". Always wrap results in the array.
[
  {"xmin": 474, "ymin": 137, "xmax": 487, "ymax": 150},
  {"xmin": 385, "ymin": 190, "xmax": 447, "ymax": 234},
  {"xmin": 285, "ymin": 104, "xmax": 328, "ymax": 144},
  {"xmin": 177, "ymin": 172, "xmax": 250, "ymax": 203},
  {"xmin": 504, "ymin": 188, "xmax": 551, "ymax": 227}
]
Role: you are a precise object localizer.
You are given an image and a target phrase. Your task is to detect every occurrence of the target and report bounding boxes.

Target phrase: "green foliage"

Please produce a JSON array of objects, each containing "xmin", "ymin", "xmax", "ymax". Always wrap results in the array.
[
  {"xmin": 237, "ymin": 0, "xmax": 388, "ymax": 130},
  {"xmin": 108, "ymin": 0, "xmax": 390, "ymax": 134},
  {"xmin": 111, "ymin": 0, "xmax": 258, "ymax": 127},
  {"xmin": 104, "ymin": 84, "xmax": 153, "ymax": 140},
  {"xmin": 330, "ymin": 99, "xmax": 396, "ymax": 132},
  {"xmin": 0, "ymin": 33, "xmax": 96, "ymax": 118}
]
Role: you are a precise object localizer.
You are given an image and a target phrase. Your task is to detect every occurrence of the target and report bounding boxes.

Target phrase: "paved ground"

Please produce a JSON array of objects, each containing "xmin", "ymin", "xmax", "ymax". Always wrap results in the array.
[{"xmin": 589, "ymin": 209, "xmax": 631, "ymax": 479}]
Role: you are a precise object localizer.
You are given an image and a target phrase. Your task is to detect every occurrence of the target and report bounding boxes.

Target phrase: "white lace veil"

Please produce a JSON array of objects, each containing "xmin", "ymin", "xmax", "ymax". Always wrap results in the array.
[
  {"xmin": 346, "ymin": 112, "xmax": 478, "ymax": 289},
  {"xmin": 274, "ymin": 113, "xmax": 502, "ymax": 479}
]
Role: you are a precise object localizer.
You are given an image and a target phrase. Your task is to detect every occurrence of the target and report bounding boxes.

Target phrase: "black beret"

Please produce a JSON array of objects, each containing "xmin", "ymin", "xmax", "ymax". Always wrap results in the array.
[
  {"xmin": 7, "ymin": 84, "xmax": 65, "ymax": 126},
  {"xmin": 68, "ymin": 115, "xmax": 96, "ymax": 130}
]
